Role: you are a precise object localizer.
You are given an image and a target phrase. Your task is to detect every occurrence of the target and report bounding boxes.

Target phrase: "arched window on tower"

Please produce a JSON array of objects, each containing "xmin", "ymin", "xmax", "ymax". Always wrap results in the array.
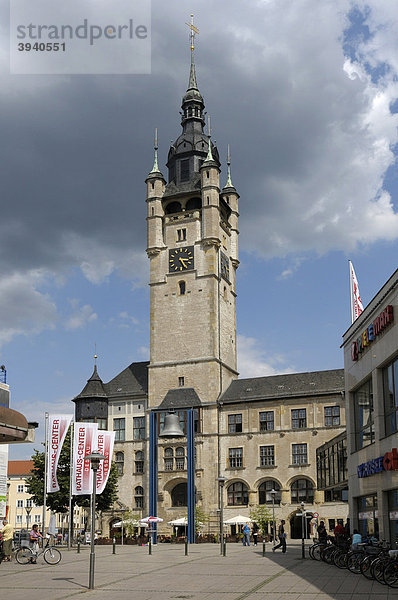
[
  {"xmin": 179, "ymin": 281, "xmax": 186, "ymax": 296},
  {"xmin": 135, "ymin": 486, "xmax": 144, "ymax": 508},
  {"xmin": 258, "ymin": 480, "xmax": 281, "ymax": 505},
  {"xmin": 185, "ymin": 197, "xmax": 201, "ymax": 211},
  {"xmin": 164, "ymin": 447, "xmax": 174, "ymax": 471},
  {"xmin": 175, "ymin": 447, "xmax": 185, "ymax": 470},
  {"xmin": 165, "ymin": 201, "xmax": 182, "ymax": 215},
  {"xmin": 115, "ymin": 452, "xmax": 124, "ymax": 476},
  {"xmin": 290, "ymin": 479, "xmax": 314, "ymax": 504},
  {"xmin": 135, "ymin": 451, "xmax": 144, "ymax": 474},
  {"xmin": 227, "ymin": 482, "xmax": 249, "ymax": 506}
]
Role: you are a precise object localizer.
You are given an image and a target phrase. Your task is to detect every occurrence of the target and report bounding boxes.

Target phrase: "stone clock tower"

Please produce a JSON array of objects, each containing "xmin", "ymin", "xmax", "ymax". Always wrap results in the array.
[{"xmin": 145, "ymin": 48, "xmax": 239, "ymax": 413}]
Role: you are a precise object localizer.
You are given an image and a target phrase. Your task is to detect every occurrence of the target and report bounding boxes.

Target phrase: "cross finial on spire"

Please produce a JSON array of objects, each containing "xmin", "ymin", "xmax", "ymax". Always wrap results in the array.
[
  {"xmin": 185, "ymin": 14, "xmax": 199, "ymax": 90},
  {"xmin": 94, "ymin": 344, "xmax": 98, "ymax": 366}
]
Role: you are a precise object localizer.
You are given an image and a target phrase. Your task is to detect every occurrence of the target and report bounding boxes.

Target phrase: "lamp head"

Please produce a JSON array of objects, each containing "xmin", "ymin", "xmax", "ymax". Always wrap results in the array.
[
  {"xmin": 84, "ymin": 450, "xmax": 107, "ymax": 471},
  {"xmin": 216, "ymin": 476, "xmax": 227, "ymax": 487}
]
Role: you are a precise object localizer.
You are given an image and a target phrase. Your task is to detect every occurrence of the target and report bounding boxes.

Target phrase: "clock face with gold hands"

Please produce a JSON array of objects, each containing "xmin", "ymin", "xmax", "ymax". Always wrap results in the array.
[{"xmin": 169, "ymin": 246, "xmax": 194, "ymax": 272}]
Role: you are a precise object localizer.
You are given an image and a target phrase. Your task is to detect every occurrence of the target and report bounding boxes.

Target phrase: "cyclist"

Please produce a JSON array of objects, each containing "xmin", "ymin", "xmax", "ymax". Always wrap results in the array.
[{"xmin": 29, "ymin": 524, "xmax": 44, "ymax": 564}]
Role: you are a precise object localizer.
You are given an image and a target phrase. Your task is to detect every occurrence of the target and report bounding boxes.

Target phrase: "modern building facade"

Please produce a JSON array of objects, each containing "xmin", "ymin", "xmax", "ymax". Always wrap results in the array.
[
  {"xmin": 343, "ymin": 269, "xmax": 398, "ymax": 547},
  {"xmin": 73, "ymin": 45, "xmax": 349, "ymax": 538}
]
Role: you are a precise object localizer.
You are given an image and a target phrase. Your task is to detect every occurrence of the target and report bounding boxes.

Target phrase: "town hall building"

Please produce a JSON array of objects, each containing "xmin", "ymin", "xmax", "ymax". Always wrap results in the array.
[{"xmin": 72, "ymin": 40, "xmax": 348, "ymax": 538}]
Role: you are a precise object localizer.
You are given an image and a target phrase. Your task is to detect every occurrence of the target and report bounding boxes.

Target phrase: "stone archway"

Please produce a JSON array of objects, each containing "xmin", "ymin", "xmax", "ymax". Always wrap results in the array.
[{"xmin": 288, "ymin": 509, "xmax": 313, "ymax": 539}]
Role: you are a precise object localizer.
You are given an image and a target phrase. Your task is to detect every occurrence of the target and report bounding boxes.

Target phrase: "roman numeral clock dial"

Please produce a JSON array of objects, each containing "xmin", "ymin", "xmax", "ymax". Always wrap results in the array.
[{"xmin": 169, "ymin": 246, "xmax": 194, "ymax": 272}]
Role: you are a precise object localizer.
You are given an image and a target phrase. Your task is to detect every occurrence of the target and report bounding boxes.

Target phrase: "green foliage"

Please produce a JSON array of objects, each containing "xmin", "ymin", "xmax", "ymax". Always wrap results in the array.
[
  {"xmin": 26, "ymin": 430, "xmax": 118, "ymax": 514},
  {"xmin": 250, "ymin": 505, "xmax": 273, "ymax": 534},
  {"xmin": 194, "ymin": 506, "xmax": 209, "ymax": 533}
]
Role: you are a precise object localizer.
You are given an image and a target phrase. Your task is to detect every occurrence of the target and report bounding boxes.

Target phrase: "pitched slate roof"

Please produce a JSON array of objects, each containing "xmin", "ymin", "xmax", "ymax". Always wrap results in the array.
[
  {"xmin": 104, "ymin": 361, "xmax": 149, "ymax": 398},
  {"xmin": 158, "ymin": 388, "xmax": 202, "ymax": 411},
  {"xmin": 219, "ymin": 369, "xmax": 344, "ymax": 404},
  {"xmin": 73, "ymin": 365, "xmax": 107, "ymax": 401}
]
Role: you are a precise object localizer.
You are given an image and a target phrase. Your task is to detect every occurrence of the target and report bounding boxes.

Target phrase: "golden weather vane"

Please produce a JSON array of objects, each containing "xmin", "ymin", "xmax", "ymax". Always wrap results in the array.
[{"xmin": 186, "ymin": 14, "xmax": 199, "ymax": 52}]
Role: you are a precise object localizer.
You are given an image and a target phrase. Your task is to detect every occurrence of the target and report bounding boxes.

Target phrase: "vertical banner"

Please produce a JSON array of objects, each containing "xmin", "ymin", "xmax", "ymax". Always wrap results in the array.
[
  {"xmin": 0, "ymin": 444, "xmax": 8, "ymax": 518},
  {"xmin": 47, "ymin": 414, "xmax": 73, "ymax": 493},
  {"xmin": 96, "ymin": 431, "xmax": 115, "ymax": 494},
  {"xmin": 349, "ymin": 260, "xmax": 364, "ymax": 323},
  {"xmin": 72, "ymin": 422, "xmax": 98, "ymax": 495}
]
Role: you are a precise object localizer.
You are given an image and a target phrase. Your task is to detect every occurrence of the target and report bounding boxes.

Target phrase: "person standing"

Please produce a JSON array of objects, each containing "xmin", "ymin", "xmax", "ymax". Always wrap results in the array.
[
  {"xmin": 29, "ymin": 524, "xmax": 44, "ymax": 564},
  {"xmin": 317, "ymin": 521, "xmax": 328, "ymax": 545},
  {"xmin": 252, "ymin": 522, "xmax": 259, "ymax": 546},
  {"xmin": 1, "ymin": 519, "xmax": 14, "ymax": 562},
  {"xmin": 272, "ymin": 520, "xmax": 287, "ymax": 553},
  {"xmin": 242, "ymin": 522, "xmax": 251, "ymax": 546}
]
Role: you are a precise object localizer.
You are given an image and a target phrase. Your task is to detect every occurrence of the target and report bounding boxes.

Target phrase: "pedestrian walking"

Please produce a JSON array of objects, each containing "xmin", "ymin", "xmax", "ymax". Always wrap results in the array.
[
  {"xmin": 252, "ymin": 522, "xmax": 259, "ymax": 546},
  {"xmin": 1, "ymin": 519, "xmax": 14, "ymax": 562},
  {"xmin": 272, "ymin": 520, "xmax": 287, "ymax": 553},
  {"xmin": 242, "ymin": 522, "xmax": 251, "ymax": 546}
]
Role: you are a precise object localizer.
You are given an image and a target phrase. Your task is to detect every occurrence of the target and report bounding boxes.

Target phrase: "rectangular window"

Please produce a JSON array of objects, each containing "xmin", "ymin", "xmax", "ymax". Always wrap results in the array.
[
  {"xmin": 383, "ymin": 357, "xmax": 398, "ymax": 437},
  {"xmin": 133, "ymin": 416, "xmax": 145, "ymax": 440},
  {"xmin": 259, "ymin": 411, "xmax": 274, "ymax": 431},
  {"xmin": 354, "ymin": 379, "xmax": 374, "ymax": 450},
  {"xmin": 228, "ymin": 414, "xmax": 242, "ymax": 433},
  {"xmin": 135, "ymin": 496, "xmax": 144, "ymax": 509},
  {"xmin": 178, "ymin": 376, "xmax": 185, "ymax": 387},
  {"xmin": 114, "ymin": 418, "xmax": 125, "ymax": 442},
  {"xmin": 175, "ymin": 457, "xmax": 185, "ymax": 470},
  {"xmin": 180, "ymin": 159, "xmax": 190, "ymax": 182},
  {"xmin": 97, "ymin": 418, "xmax": 107, "ymax": 430},
  {"xmin": 17, "ymin": 484, "xmax": 24, "ymax": 493},
  {"xmin": 292, "ymin": 443, "xmax": 308, "ymax": 465},
  {"xmin": 292, "ymin": 408, "xmax": 307, "ymax": 428},
  {"xmin": 135, "ymin": 460, "xmax": 144, "ymax": 474},
  {"xmin": 26, "ymin": 499, "xmax": 33, "ymax": 508},
  {"xmin": 34, "ymin": 515, "xmax": 41, "ymax": 523},
  {"xmin": 324, "ymin": 406, "xmax": 340, "ymax": 426},
  {"xmin": 164, "ymin": 458, "xmax": 173, "ymax": 471},
  {"xmin": 228, "ymin": 447, "xmax": 243, "ymax": 468},
  {"xmin": 16, "ymin": 515, "xmax": 22, "ymax": 524},
  {"xmin": 17, "ymin": 499, "xmax": 23, "ymax": 508},
  {"xmin": 260, "ymin": 445, "xmax": 275, "ymax": 467},
  {"xmin": 177, "ymin": 229, "xmax": 186, "ymax": 241}
]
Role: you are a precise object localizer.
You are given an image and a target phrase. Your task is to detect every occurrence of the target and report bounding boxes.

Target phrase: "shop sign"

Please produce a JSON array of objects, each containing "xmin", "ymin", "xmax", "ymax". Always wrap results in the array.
[
  {"xmin": 390, "ymin": 511, "xmax": 398, "ymax": 520},
  {"xmin": 357, "ymin": 448, "xmax": 398, "ymax": 478},
  {"xmin": 351, "ymin": 305, "xmax": 394, "ymax": 361}
]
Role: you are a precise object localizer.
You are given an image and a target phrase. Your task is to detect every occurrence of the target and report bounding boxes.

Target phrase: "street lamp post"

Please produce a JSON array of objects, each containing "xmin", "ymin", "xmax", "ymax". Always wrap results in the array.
[
  {"xmin": 120, "ymin": 508, "xmax": 126, "ymax": 546},
  {"xmin": 216, "ymin": 477, "xmax": 227, "ymax": 555},
  {"xmin": 25, "ymin": 506, "xmax": 32, "ymax": 533},
  {"xmin": 84, "ymin": 451, "xmax": 106, "ymax": 590},
  {"xmin": 270, "ymin": 489, "xmax": 276, "ymax": 547},
  {"xmin": 300, "ymin": 501, "xmax": 305, "ymax": 559}
]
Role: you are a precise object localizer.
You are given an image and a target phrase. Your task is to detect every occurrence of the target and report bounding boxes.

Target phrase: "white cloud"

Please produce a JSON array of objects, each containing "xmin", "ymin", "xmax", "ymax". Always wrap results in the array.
[
  {"xmin": 237, "ymin": 335, "xmax": 294, "ymax": 378},
  {"xmin": 64, "ymin": 300, "xmax": 97, "ymax": 330},
  {"xmin": 0, "ymin": 270, "xmax": 57, "ymax": 347}
]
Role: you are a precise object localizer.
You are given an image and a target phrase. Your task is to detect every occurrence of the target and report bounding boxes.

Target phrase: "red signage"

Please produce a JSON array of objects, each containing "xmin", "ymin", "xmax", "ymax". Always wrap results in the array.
[{"xmin": 352, "ymin": 305, "xmax": 394, "ymax": 361}]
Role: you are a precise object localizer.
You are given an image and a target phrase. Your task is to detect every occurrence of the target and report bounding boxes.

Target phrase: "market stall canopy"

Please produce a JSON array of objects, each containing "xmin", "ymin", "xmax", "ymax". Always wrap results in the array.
[
  {"xmin": 113, "ymin": 519, "xmax": 148, "ymax": 528},
  {"xmin": 167, "ymin": 517, "xmax": 188, "ymax": 526},
  {"xmin": 224, "ymin": 515, "xmax": 253, "ymax": 525}
]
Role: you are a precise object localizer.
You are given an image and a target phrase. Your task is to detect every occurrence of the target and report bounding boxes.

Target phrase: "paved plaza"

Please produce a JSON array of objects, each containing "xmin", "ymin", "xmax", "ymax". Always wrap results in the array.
[{"xmin": 1, "ymin": 540, "xmax": 397, "ymax": 600}]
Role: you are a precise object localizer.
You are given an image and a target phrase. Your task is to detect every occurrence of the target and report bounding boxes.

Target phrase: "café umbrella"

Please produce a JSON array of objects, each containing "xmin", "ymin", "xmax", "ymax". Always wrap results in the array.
[{"xmin": 139, "ymin": 516, "xmax": 164, "ymax": 524}]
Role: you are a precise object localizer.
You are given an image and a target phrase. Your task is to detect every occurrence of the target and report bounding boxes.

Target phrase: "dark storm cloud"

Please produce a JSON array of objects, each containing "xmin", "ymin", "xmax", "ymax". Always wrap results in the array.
[{"xmin": 0, "ymin": 0, "xmax": 397, "ymax": 282}]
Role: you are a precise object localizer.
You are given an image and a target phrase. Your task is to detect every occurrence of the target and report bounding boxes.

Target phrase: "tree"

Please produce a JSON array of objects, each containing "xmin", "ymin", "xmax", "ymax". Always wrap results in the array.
[
  {"xmin": 194, "ymin": 506, "xmax": 209, "ymax": 534},
  {"xmin": 250, "ymin": 505, "xmax": 273, "ymax": 535},
  {"xmin": 26, "ymin": 430, "xmax": 119, "ymax": 514}
]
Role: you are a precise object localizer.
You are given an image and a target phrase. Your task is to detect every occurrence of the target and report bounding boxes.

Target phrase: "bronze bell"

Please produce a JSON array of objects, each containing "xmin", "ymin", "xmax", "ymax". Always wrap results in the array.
[{"xmin": 159, "ymin": 411, "xmax": 185, "ymax": 437}]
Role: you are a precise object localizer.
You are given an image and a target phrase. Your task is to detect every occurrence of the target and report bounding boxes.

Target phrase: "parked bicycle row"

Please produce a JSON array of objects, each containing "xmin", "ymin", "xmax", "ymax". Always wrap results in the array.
[{"xmin": 309, "ymin": 533, "xmax": 398, "ymax": 588}]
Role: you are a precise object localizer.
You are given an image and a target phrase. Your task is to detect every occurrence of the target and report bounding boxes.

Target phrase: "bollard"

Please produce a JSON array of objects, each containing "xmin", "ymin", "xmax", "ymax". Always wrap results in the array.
[
  {"xmin": 77, "ymin": 540, "xmax": 80, "ymax": 554},
  {"xmin": 184, "ymin": 536, "xmax": 188, "ymax": 556},
  {"xmin": 222, "ymin": 536, "xmax": 226, "ymax": 556},
  {"xmin": 112, "ymin": 537, "xmax": 116, "ymax": 554},
  {"xmin": 262, "ymin": 541, "xmax": 266, "ymax": 557},
  {"xmin": 149, "ymin": 536, "xmax": 152, "ymax": 555}
]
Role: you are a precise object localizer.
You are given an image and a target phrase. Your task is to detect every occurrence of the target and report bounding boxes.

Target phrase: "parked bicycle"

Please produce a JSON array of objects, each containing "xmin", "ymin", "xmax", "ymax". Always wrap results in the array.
[{"xmin": 15, "ymin": 536, "xmax": 61, "ymax": 566}]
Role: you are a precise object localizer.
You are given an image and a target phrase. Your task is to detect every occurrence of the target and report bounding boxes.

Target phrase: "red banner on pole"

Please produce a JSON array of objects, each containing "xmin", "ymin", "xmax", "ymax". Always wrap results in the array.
[
  {"xmin": 47, "ymin": 414, "xmax": 73, "ymax": 493},
  {"xmin": 72, "ymin": 422, "xmax": 98, "ymax": 495},
  {"xmin": 96, "ymin": 430, "xmax": 115, "ymax": 494}
]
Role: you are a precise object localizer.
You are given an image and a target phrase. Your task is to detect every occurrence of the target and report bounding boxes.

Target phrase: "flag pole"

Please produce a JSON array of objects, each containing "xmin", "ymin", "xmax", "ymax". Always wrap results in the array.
[
  {"xmin": 42, "ymin": 412, "xmax": 49, "ymax": 536},
  {"xmin": 68, "ymin": 420, "xmax": 74, "ymax": 550},
  {"xmin": 349, "ymin": 260, "xmax": 354, "ymax": 324}
]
